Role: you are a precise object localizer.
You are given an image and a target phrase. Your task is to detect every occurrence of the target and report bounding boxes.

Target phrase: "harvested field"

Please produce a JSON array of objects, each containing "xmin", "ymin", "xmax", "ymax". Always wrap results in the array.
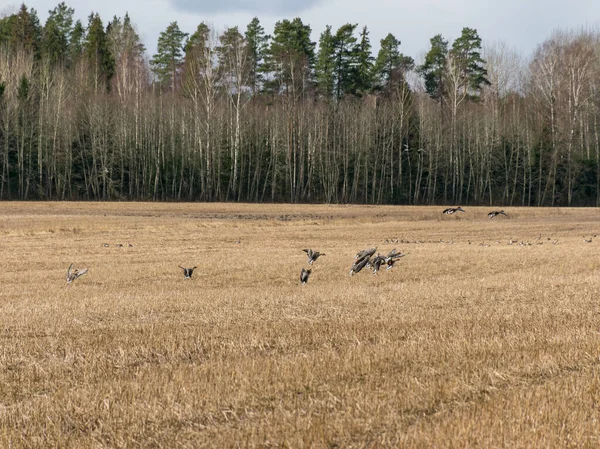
[{"xmin": 1, "ymin": 202, "xmax": 599, "ymax": 448}]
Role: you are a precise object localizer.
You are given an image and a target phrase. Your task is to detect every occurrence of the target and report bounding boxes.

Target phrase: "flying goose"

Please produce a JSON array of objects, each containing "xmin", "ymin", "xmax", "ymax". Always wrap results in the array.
[
  {"xmin": 385, "ymin": 250, "xmax": 407, "ymax": 270},
  {"xmin": 354, "ymin": 247, "xmax": 377, "ymax": 261},
  {"xmin": 66, "ymin": 263, "xmax": 88, "ymax": 284},
  {"xmin": 371, "ymin": 255, "xmax": 387, "ymax": 274},
  {"xmin": 488, "ymin": 210, "xmax": 508, "ymax": 218},
  {"xmin": 442, "ymin": 207, "xmax": 465, "ymax": 215},
  {"xmin": 350, "ymin": 256, "xmax": 371, "ymax": 276},
  {"xmin": 179, "ymin": 266, "xmax": 197, "ymax": 279},
  {"xmin": 302, "ymin": 248, "xmax": 325, "ymax": 265},
  {"xmin": 300, "ymin": 267, "xmax": 312, "ymax": 285}
]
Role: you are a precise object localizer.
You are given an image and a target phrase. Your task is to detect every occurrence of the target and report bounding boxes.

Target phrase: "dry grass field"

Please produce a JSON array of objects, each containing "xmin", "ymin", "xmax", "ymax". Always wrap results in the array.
[{"xmin": 1, "ymin": 202, "xmax": 600, "ymax": 448}]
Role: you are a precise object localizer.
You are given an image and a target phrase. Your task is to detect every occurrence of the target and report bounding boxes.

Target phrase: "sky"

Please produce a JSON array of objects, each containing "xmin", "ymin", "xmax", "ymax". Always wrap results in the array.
[{"xmin": 4, "ymin": 0, "xmax": 600, "ymax": 63}]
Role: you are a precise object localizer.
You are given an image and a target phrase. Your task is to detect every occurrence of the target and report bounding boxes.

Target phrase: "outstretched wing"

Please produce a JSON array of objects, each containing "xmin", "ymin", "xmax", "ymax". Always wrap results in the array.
[{"xmin": 75, "ymin": 268, "xmax": 88, "ymax": 280}]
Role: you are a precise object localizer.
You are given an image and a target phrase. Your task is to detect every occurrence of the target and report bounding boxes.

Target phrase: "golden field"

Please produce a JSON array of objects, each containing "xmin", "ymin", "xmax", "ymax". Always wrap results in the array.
[{"xmin": 0, "ymin": 202, "xmax": 599, "ymax": 448}]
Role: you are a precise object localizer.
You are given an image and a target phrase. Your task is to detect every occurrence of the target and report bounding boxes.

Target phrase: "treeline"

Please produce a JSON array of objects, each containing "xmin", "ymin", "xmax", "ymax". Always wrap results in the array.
[{"xmin": 1, "ymin": 3, "xmax": 600, "ymax": 205}]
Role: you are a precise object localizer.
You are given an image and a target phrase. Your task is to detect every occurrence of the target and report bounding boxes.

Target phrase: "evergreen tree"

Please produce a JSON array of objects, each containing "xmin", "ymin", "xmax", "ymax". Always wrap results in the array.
[
  {"xmin": 107, "ymin": 13, "xmax": 145, "ymax": 65},
  {"xmin": 107, "ymin": 13, "xmax": 146, "ymax": 98},
  {"xmin": 69, "ymin": 19, "xmax": 85, "ymax": 63},
  {"xmin": 353, "ymin": 26, "xmax": 374, "ymax": 96},
  {"xmin": 0, "ymin": 4, "xmax": 42, "ymax": 56},
  {"xmin": 449, "ymin": 27, "xmax": 490, "ymax": 98},
  {"xmin": 332, "ymin": 23, "xmax": 358, "ymax": 99},
  {"xmin": 151, "ymin": 21, "xmax": 188, "ymax": 92},
  {"xmin": 263, "ymin": 18, "xmax": 315, "ymax": 95},
  {"xmin": 84, "ymin": 13, "xmax": 115, "ymax": 90},
  {"xmin": 182, "ymin": 22, "xmax": 212, "ymax": 96},
  {"xmin": 41, "ymin": 2, "xmax": 74, "ymax": 65},
  {"xmin": 244, "ymin": 17, "xmax": 269, "ymax": 94},
  {"xmin": 373, "ymin": 33, "xmax": 414, "ymax": 92},
  {"xmin": 315, "ymin": 25, "xmax": 335, "ymax": 98},
  {"xmin": 418, "ymin": 34, "xmax": 448, "ymax": 101}
]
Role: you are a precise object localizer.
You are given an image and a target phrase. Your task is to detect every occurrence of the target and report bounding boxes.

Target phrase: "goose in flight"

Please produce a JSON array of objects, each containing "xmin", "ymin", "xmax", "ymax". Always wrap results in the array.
[
  {"xmin": 488, "ymin": 210, "xmax": 507, "ymax": 218},
  {"xmin": 350, "ymin": 256, "xmax": 371, "ymax": 276},
  {"xmin": 66, "ymin": 263, "xmax": 88, "ymax": 284},
  {"xmin": 442, "ymin": 207, "xmax": 465, "ymax": 215},
  {"xmin": 385, "ymin": 249, "xmax": 406, "ymax": 270},
  {"xmin": 371, "ymin": 255, "xmax": 387, "ymax": 274},
  {"xmin": 302, "ymin": 248, "xmax": 325, "ymax": 265},
  {"xmin": 354, "ymin": 247, "xmax": 376, "ymax": 261},
  {"xmin": 179, "ymin": 266, "xmax": 197, "ymax": 279},
  {"xmin": 300, "ymin": 267, "xmax": 312, "ymax": 285}
]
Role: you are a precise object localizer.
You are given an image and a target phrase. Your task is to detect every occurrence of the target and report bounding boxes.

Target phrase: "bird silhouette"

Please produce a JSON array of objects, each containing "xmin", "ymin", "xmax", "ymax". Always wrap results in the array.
[
  {"xmin": 302, "ymin": 248, "xmax": 325, "ymax": 265},
  {"xmin": 66, "ymin": 263, "xmax": 88, "ymax": 284},
  {"xmin": 179, "ymin": 266, "xmax": 197, "ymax": 279},
  {"xmin": 488, "ymin": 210, "xmax": 508, "ymax": 218},
  {"xmin": 300, "ymin": 267, "xmax": 312, "ymax": 285}
]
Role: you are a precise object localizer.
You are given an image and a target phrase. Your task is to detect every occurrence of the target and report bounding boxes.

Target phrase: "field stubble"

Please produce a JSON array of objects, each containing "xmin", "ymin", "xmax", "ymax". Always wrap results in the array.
[{"xmin": 0, "ymin": 202, "xmax": 599, "ymax": 448}]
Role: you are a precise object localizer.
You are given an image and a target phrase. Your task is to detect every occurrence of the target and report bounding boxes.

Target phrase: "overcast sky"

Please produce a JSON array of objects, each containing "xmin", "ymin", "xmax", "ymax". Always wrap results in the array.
[{"xmin": 6, "ymin": 0, "xmax": 600, "ymax": 62}]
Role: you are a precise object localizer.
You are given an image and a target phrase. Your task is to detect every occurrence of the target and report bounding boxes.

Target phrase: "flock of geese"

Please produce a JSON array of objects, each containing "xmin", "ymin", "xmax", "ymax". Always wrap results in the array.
[
  {"xmin": 298, "ymin": 246, "xmax": 408, "ymax": 285},
  {"xmin": 66, "ymin": 206, "xmax": 582, "ymax": 286}
]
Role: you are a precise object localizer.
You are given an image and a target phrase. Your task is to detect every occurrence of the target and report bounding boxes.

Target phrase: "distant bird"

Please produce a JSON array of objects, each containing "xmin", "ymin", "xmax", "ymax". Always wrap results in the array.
[
  {"xmin": 178, "ymin": 266, "xmax": 197, "ymax": 279},
  {"xmin": 300, "ymin": 267, "xmax": 312, "ymax": 285},
  {"xmin": 350, "ymin": 256, "xmax": 371, "ymax": 276},
  {"xmin": 127, "ymin": 243, "xmax": 134, "ymax": 247},
  {"xmin": 488, "ymin": 210, "xmax": 507, "ymax": 218},
  {"xmin": 354, "ymin": 247, "xmax": 377, "ymax": 261},
  {"xmin": 584, "ymin": 237, "xmax": 593, "ymax": 243},
  {"xmin": 102, "ymin": 243, "xmax": 109, "ymax": 247},
  {"xmin": 235, "ymin": 238, "xmax": 241, "ymax": 244},
  {"xmin": 442, "ymin": 207, "xmax": 465, "ymax": 215},
  {"xmin": 116, "ymin": 243, "xmax": 124, "ymax": 248},
  {"xmin": 303, "ymin": 248, "xmax": 325, "ymax": 265},
  {"xmin": 66, "ymin": 263, "xmax": 88, "ymax": 284}
]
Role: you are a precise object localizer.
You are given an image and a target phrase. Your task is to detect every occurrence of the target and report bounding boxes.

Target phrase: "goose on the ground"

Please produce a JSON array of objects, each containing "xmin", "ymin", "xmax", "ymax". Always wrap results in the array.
[
  {"xmin": 66, "ymin": 263, "xmax": 88, "ymax": 284},
  {"xmin": 302, "ymin": 248, "xmax": 325, "ymax": 265},
  {"xmin": 300, "ymin": 267, "xmax": 312, "ymax": 285},
  {"xmin": 179, "ymin": 266, "xmax": 197, "ymax": 279}
]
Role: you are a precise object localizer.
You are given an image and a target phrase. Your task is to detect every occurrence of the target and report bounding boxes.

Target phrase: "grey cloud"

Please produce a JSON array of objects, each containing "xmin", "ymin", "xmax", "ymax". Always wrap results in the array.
[{"xmin": 170, "ymin": 0, "xmax": 324, "ymax": 15}]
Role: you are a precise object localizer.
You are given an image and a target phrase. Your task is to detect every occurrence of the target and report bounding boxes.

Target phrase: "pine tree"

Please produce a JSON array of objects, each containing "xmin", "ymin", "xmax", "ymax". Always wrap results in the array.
[
  {"xmin": 332, "ymin": 23, "xmax": 358, "ymax": 99},
  {"xmin": 151, "ymin": 21, "xmax": 188, "ymax": 92},
  {"xmin": 418, "ymin": 34, "xmax": 448, "ymax": 101},
  {"xmin": 107, "ymin": 13, "xmax": 146, "ymax": 98},
  {"xmin": 244, "ymin": 17, "xmax": 268, "ymax": 94},
  {"xmin": 263, "ymin": 18, "xmax": 315, "ymax": 95},
  {"xmin": 1, "ymin": 4, "xmax": 42, "ymax": 56},
  {"xmin": 373, "ymin": 33, "xmax": 414, "ymax": 92},
  {"xmin": 449, "ymin": 27, "xmax": 490, "ymax": 98},
  {"xmin": 84, "ymin": 13, "xmax": 115, "ymax": 90},
  {"xmin": 69, "ymin": 19, "xmax": 85, "ymax": 63},
  {"xmin": 353, "ymin": 26, "xmax": 374, "ymax": 96},
  {"xmin": 315, "ymin": 25, "xmax": 335, "ymax": 98},
  {"xmin": 41, "ymin": 2, "xmax": 74, "ymax": 65}
]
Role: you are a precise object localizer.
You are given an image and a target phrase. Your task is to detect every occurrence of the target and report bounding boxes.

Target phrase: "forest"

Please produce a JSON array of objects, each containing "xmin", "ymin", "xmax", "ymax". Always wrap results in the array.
[{"xmin": 1, "ymin": 3, "xmax": 599, "ymax": 205}]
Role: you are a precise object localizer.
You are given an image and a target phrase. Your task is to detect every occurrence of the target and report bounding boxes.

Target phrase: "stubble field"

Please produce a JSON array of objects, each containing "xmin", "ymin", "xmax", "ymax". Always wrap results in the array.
[{"xmin": 0, "ymin": 202, "xmax": 599, "ymax": 448}]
